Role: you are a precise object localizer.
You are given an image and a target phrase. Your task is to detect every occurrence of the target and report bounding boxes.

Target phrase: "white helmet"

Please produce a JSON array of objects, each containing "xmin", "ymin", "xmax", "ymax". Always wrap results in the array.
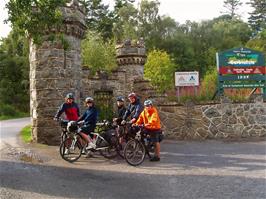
[{"xmin": 85, "ymin": 97, "xmax": 94, "ymax": 103}]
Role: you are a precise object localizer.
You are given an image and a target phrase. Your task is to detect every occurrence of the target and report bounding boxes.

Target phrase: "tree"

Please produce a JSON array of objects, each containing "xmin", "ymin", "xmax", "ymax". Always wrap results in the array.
[
  {"xmin": 6, "ymin": 0, "xmax": 66, "ymax": 43},
  {"xmin": 144, "ymin": 50, "xmax": 176, "ymax": 92},
  {"xmin": 137, "ymin": 0, "xmax": 162, "ymax": 49},
  {"xmin": 0, "ymin": 31, "xmax": 29, "ymax": 112},
  {"xmin": 81, "ymin": 0, "xmax": 114, "ymax": 40},
  {"xmin": 112, "ymin": 3, "xmax": 138, "ymax": 41},
  {"xmin": 248, "ymin": 0, "xmax": 266, "ymax": 34},
  {"xmin": 246, "ymin": 29, "xmax": 266, "ymax": 54},
  {"xmin": 81, "ymin": 31, "xmax": 117, "ymax": 74},
  {"xmin": 222, "ymin": 0, "xmax": 243, "ymax": 19}
]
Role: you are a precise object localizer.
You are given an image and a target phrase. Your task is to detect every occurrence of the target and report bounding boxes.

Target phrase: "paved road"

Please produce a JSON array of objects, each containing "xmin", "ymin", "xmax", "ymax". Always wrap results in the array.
[
  {"xmin": 0, "ymin": 118, "xmax": 31, "ymax": 149},
  {"xmin": 0, "ymin": 118, "xmax": 266, "ymax": 199}
]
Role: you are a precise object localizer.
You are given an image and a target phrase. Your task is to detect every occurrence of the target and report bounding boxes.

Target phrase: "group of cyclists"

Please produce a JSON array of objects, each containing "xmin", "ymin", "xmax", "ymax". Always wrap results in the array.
[{"xmin": 54, "ymin": 92, "xmax": 162, "ymax": 162}]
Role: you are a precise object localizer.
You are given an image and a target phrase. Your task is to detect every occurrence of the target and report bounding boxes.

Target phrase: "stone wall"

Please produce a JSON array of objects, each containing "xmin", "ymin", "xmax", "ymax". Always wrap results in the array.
[{"xmin": 158, "ymin": 96, "xmax": 266, "ymax": 140}]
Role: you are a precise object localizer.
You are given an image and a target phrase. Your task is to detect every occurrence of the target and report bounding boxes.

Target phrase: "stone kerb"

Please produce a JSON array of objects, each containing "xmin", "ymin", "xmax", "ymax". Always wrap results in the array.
[{"xmin": 158, "ymin": 96, "xmax": 266, "ymax": 140}]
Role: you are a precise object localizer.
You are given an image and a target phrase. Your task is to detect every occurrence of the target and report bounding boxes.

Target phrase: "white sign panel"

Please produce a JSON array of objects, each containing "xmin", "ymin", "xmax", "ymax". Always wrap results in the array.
[{"xmin": 175, "ymin": 71, "xmax": 199, "ymax": 86}]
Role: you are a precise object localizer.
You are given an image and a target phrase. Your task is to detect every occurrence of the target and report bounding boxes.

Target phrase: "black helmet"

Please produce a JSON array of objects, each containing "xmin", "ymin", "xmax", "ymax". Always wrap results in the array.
[
  {"xmin": 128, "ymin": 92, "xmax": 137, "ymax": 99},
  {"xmin": 66, "ymin": 93, "xmax": 74, "ymax": 99},
  {"xmin": 85, "ymin": 97, "xmax": 94, "ymax": 103},
  {"xmin": 117, "ymin": 96, "xmax": 125, "ymax": 102},
  {"xmin": 67, "ymin": 121, "xmax": 78, "ymax": 132}
]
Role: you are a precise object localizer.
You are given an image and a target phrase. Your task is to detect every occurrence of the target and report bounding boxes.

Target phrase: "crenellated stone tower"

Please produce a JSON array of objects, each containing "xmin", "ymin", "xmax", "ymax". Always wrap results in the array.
[
  {"xmin": 29, "ymin": 0, "xmax": 86, "ymax": 144},
  {"xmin": 115, "ymin": 39, "xmax": 147, "ymax": 93}
]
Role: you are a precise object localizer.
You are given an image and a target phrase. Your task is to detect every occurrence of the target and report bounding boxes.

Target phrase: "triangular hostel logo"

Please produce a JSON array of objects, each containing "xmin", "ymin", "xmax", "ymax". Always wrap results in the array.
[
  {"xmin": 178, "ymin": 76, "xmax": 185, "ymax": 82},
  {"xmin": 189, "ymin": 76, "xmax": 195, "ymax": 81},
  {"xmin": 253, "ymin": 68, "xmax": 261, "ymax": 74}
]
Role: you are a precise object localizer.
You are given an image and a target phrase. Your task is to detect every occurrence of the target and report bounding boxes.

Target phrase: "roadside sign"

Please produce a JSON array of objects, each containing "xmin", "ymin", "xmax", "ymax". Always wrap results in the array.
[
  {"xmin": 218, "ymin": 47, "xmax": 265, "ymax": 68},
  {"xmin": 175, "ymin": 71, "xmax": 199, "ymax": 87},
  {"xmin": 216, "ymin": 47, "xmax": 266, "ymax": 100},
  {"xmin": 219, "ymin": 66, "xmax": 266, "ymax": 75}
]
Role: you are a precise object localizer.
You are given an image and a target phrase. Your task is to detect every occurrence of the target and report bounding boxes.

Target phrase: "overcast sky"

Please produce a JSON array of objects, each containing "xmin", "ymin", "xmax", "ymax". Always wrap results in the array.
[{"xmin": 0, "ymin": 0, "xmax": 252, "ymax": 39}]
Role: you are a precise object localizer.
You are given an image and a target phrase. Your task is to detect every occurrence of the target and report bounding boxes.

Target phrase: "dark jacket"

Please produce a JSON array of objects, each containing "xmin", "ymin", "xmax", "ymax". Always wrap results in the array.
[
  {"xmin": 116, "ymin": 105, "xmax": 127, "ymax": 124},
  {"xmin": 77, "ymin": 106, "xmax": 98, "ymax": 128},
  {"xmin": 54, "ymin": 102, "xmax": 80, "ymax": 121},
  {"xmin": 123, "ymin": 98, "xmax": 143, "ymax": 121}
]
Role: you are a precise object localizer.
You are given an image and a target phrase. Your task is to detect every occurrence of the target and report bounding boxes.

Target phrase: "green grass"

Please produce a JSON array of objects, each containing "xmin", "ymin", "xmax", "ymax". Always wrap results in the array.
[
  {"xmin": 21, "ymin": 125, "xmax": 32, "ymax": 143},
  {"xmin": 0, "ymin": 112, "xmax": 29, "ymax": 121}
]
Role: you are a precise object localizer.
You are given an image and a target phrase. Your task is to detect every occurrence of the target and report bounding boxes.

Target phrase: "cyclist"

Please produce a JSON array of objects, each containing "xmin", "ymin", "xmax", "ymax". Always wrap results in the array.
[
  {"xmin": 54, "ymin": 93, "xmax": 80, "ymax": 121},
  {"xmin": 121, "ymin": 92, "xmax": 143, "ymax": 124},
  {"xmin": 77, "ymin": 97, "xmax": 98, "ymax": 149},
  {"xmin": 113, "ymin": 96, "xmax": 126, "ymax": 125},
  {"xmin": 135, "ymin": 99, "xmax": 162, "ymax": 162}
]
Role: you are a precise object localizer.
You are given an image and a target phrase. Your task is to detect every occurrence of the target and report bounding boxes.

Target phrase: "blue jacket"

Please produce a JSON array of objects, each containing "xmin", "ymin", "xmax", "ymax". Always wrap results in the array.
[
  {"xmin": 123, "ymin": 98, "xmax": 144, "ymax": 121},
  {"xmin": 78, "ymin": 106, "xmax": 98, "ymax": 127}
]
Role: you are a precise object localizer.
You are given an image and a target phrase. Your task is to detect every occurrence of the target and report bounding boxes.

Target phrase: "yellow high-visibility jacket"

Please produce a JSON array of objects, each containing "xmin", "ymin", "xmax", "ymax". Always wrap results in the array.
[{"xmin": 136, "ymin": 106, "xmax": 161, "ymax": 130}]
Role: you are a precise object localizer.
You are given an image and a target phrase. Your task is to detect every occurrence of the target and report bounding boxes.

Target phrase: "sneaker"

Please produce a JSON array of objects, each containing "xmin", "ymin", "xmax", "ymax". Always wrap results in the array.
[
  {"xmin": 64, "ymin": 148, "xmax": 69, "ymax": 155},
  {"xmin": 82, "ymin": 148, "xmax": 86, "ymax": 154},
  {"xmin": 85, "ymin": 151, "xmax": 94, "ymax": 158},
  {"xmin": 86, "ymin": 142, "xmax": 96, "ymax": 150},
  {"xmin": 150, "ymin": 156, "xmax": 160, "ymax": 162}
]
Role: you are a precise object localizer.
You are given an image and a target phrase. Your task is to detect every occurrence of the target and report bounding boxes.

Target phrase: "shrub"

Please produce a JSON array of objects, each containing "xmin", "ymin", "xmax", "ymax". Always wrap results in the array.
[{"xmin": 0, "ymin": 103, "xmax": 17, "ymax": 116}]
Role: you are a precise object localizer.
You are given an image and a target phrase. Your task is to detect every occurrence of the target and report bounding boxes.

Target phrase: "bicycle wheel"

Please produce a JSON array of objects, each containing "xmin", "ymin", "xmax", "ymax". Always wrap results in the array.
[
  {"xmin": 59, "ymin": 137, "xmax": 82, "ymax": 163},
  {"xmin": 98, "ymin": 137, "xmax": 118, "ymax": 159},
  {"xmin": 60, "ymin": 131, "xmax": 67, "ymax": 144},
  {"xmin": 124, "ymin": 139, "xmax": 146, "ymax": 166}
]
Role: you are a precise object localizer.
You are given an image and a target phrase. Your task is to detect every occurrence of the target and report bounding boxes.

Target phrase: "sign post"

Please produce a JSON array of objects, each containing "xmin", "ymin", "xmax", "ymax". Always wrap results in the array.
[{"xmin": 216, "ymin": 47, "xmax": 266, "ymax": 100}]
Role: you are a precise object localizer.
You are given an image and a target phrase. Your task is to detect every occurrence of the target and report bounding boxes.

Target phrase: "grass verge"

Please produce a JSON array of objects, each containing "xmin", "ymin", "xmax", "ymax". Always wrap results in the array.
[
  {"xmin": 21, "ymin": 125, "xmax": 32, "ymax": 143},
  {"xmin": 0, "ymin": 113, "xmax": 29, "ymax": 121}
]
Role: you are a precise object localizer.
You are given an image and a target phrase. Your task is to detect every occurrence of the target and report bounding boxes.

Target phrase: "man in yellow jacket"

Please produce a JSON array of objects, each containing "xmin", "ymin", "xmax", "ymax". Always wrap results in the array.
[{"xmin": 136, "ymin": 99, "xmax": 162, "ymax": 161}]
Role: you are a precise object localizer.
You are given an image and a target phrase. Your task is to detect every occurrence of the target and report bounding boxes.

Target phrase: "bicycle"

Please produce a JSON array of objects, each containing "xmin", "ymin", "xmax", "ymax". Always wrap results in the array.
[
  {"xmin": 57, "ymin": 118, "xmax": 70, "ymax": 144},
  {"xmin": 123, "ymin": 125, "xmax": 164, "ymax": 166},
  {"xmin": 113, "ymin": 121, "xmax": 136, "ymax": 158},
  {"xmin": 59, "ymin": 121, "xmax": 118, "ymax": 163}
]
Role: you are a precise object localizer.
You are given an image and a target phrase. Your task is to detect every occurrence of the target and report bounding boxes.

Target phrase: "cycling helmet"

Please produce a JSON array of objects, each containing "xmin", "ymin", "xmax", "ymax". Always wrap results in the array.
[
  {"xmin": 117, "ymin": 96, "xmax": 125, "ymax": 102},
  {"xmin": 66, "ymin": 93, "xmax": 74, "ymax": 99},
  {"xmin": 128, "ymin": 92, "xmax": 137, "ymax": 99},
  {"xmin": 144, "ymin": 99, "xmax": 153, "ymax": 106},
  {"xmin": 85, "ymin": 97, "xmax": 94, "ymax": 103}
]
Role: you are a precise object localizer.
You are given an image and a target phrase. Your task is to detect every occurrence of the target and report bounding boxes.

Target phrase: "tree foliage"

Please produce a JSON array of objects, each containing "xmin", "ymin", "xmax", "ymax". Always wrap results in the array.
[
  {"xmin": 144, "ymin": 50, "xmax": 176, "ymax": 92},
  {"xmin": 222, "ymin": 0, "xmax": 243, "ymax": 18},
  {"xmin": 81, "ymin": 0, "xmax": 114, "ymax": 40},
  {"xmin": 6, "ymin": 0, "xmax": 67, "ymax": 43},
  {"xmin": 81, "ymin": 31, "xmax": 117, "ymax": 74},
  {"xmin": 0, "ymin": 31, "xmax": 29, "ymax": 112},
  {"xmin": 248, "ymin": 0, "xmax": 266, "ymax": 34}
]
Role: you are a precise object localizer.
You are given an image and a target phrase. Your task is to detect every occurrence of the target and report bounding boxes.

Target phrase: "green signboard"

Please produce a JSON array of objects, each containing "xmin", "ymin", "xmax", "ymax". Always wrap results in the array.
[
  {"xmin": 216, "ymin": 47, "xmax": 266, "ymax": 99},
  {"xmin": 218, "ymin": 47, "xmax": 265, "ymax": 67}
]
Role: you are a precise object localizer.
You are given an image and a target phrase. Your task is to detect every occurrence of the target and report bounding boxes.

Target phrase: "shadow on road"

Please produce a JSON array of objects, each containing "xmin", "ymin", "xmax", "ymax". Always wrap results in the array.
[{"xmin": 0, "ymin": 160, "xmax": 265, "ymax": 199}]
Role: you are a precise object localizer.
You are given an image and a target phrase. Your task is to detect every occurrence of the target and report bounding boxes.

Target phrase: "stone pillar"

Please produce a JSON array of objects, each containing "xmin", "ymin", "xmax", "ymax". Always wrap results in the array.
[
  {"xmin": 115, "ymin": 39, "xmax": 147, "ymax": 96},
  {"xmin": 29, "ymin": 0, "xmax": 86, "ymax": 145}
]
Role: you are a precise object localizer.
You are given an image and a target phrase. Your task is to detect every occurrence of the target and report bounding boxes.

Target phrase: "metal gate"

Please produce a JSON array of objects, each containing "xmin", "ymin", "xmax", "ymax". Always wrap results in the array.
[{"xmin": 94, "ymin": 90, "xmax": 113, "ymax": 121}]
